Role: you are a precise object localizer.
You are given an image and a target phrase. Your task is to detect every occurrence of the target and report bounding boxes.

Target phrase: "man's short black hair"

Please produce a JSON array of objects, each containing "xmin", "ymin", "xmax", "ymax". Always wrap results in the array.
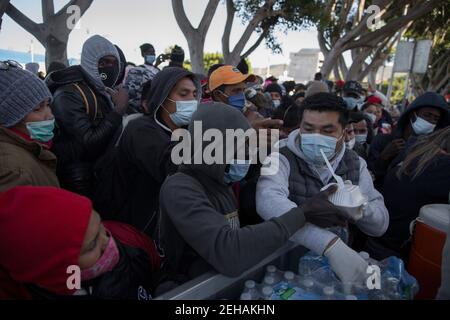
[
  {"xmin": 208, "ymin": 63, "xmax": 225, "ymax": 77},
  {"xmin": 299, "ymin": 92, "xmax": 349, "ymax": 128},
  {"xmin": 140, "ymin": 43, "xmax": 154, "ymax": 52},
  {"xmin": 348, "ymin": 111, "xmax": 366, "ymax": 124},
  {"xmin": 314, "ymin": 72, "xmax": 323, "ymax": 81}
]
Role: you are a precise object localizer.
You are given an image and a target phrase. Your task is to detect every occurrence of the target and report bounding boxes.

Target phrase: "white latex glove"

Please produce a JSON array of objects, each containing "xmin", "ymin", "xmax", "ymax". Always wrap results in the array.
[{"xmin": 324, "ymin": 238, "xmax": 369, "ymax": 286}]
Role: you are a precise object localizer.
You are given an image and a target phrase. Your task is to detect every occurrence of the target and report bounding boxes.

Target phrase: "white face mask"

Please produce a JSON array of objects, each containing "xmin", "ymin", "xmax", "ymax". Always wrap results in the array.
[
  {"xmin": 345, "ymin": 137, "xmax": 356, "ymax": 150},
  {"xmin": 411, "ymin": 114, "xmax": 436, "ymax": 135}
]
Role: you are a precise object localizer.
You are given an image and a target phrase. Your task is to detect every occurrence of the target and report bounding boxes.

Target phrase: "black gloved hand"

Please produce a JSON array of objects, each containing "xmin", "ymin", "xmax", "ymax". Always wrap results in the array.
[{"xmin": 301, "ymin": 185, "xmax": 346, "ymax": 228}]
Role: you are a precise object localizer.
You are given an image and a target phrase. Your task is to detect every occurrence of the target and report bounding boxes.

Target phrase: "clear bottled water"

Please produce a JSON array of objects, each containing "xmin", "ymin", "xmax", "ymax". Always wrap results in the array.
[
  {"xmin": 283, "ymin": 271, "xmax": 296, "ymax": 286},
  {"xmin": 240, "ymin": 292, "xmax": 252, "ymax": 300},
  {"xmin": 263, "ymin": 276, "xmax": 276, "ymax": 287},
  {"xmin": 265, "ymin": 265, "xmax": 282, "ymax": 284},
  {"xmin": 383, "ymin": 277, "xmax": 403, "ymax": 300},
  {"xmin": 242, "ymin": 280, "xmax": 259, "ymax": 300},
  {"xmin": 261, "ymin": 286, "xmax": 273, "ymax": 300},
  {"xmin": 322, "ymin": 286, "xmax": 337, "ymax": 300}
]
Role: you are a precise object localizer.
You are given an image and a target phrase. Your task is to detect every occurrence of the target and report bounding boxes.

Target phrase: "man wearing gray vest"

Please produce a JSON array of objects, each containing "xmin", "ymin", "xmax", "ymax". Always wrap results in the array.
[{"xmin": 256, "ymin": 93, "xmax": 389, "ymax": 286}]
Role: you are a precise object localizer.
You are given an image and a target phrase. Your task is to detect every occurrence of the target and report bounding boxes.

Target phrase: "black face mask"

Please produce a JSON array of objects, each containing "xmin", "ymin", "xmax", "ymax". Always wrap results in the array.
[{"xmin": 98, "ymin": 65, "xmax": 120, "ymax": 88}]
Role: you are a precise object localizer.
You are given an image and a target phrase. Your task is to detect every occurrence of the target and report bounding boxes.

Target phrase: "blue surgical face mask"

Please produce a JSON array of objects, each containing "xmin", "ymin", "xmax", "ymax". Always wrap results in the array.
[
  {"xmin": 26, "ymin": 119, "xmax": 55, "ymax": 142},
  {"xmin": 411, "ymin": 114, "xmax": 436, "ymax": 135},
  {"xmin": 145, "ymin": 55, "xmax": 156, "ymax": 65},
  {"xmin": 224, "ymin": 160, "xmax": 251, "ymax": 184},
  {"xmin": 344, "ymin": 96, "xmax": 363, "ymax": 110},
  {"xmin": 166, "ymin": 99, "xmax": 198, "ymax": 127},
  {"xmin": 355, "ymin": 134, "xmax": 368, "ymax": 144},
  {"xmin": 300, "ymin": 133, "xmax": 341, "ymax": 164},
  {"xmin": 226, "ymin": 92, "xmax": 246, "ymax": 111}
]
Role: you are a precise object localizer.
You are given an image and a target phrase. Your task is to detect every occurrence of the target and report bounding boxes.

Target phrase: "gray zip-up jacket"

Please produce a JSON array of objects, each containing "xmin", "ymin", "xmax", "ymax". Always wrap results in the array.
[
  {"xmin": 256, "ymin": 129, "xmax": 389, "ymax": 255},
  {"xmin": 159, "ymin": 103, "xmax": 307, "ymax": 279}
]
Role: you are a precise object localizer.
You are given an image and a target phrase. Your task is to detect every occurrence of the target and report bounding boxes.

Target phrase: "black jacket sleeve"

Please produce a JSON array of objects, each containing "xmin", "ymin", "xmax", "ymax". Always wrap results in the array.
[{"xmin": 368, "ymin": 134, "xmax": 394, "ymax": 179}]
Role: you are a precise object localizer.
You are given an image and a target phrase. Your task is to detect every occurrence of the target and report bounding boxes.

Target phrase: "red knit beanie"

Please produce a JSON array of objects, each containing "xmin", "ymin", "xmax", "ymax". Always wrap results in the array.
[
  {"xmin": 367, "ymin": 95, "xmax": 383, "ymax": 105},
  {"xmin": 0, "ymin": 186, "xmax": 92, "ymax": 297}
]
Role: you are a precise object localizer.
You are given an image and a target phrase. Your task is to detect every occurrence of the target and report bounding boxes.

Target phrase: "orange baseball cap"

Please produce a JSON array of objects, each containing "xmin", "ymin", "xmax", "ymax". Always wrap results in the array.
[{"xmin": 209, "ymin": 65, "xmax": 256, "ymax": 92}]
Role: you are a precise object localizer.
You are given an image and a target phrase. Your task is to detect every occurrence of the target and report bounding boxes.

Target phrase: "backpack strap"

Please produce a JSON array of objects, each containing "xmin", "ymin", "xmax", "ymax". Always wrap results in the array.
[{"xmin": 72, "ymin": 83, "xmax": 98, "ymax": 121}]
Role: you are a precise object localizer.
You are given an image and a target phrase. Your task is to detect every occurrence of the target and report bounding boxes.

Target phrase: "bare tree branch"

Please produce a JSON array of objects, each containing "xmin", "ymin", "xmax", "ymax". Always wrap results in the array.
[
  {"xmin": 172, "ymin": 0, "xmax": 220, "ymax": 73},
  {"xmin": 172, "ymin": 0, "xmax": 195, "ymax": 36},
  {"xmin": 198, "ymin": 0, "xmax": 220, "ymax": 37},
  {"xmin": 241, "ymin": 27, "xmax": 269, "ymax": 60},
  {"xmin": 345, "ymin": 0, "xmax": 439, "ymax": 51},
  {"xmin": 56, "ymin": 0, "xmax": 93, "ymax": 17},
  {"xmin": 228, "ymin": 4, "xmax": 270, "ymax": 61},
  {"xmin": 0, "ymin": 0, "xmax": 10, "ymax": 30},
  {"xmin": 222, "ymin": 0, "xmax": 235, "ymax": 57},
  {"xmin": 42, "ymin": 0, "xmax": 54, "ymax": 23},
  {"xmin": 5, "ymin": 3, "xmax": 43, "ymax": 42}
]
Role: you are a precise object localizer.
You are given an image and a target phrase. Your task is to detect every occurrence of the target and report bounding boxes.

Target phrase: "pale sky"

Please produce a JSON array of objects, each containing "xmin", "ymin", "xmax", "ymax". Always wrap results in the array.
[{"xmin": 0, "ymin": 0, "xmax": 320, "ymax": 68}]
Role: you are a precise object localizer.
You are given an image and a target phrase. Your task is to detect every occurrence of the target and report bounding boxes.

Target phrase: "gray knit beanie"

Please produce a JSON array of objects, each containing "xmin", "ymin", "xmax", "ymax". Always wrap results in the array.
[
  {"xmin": 306, "ymin": 80, "xmax": 330, "ymax": 98},
  {"xmin": 0, "ymin": 67, "xmax": 52, "ymax": 128}
]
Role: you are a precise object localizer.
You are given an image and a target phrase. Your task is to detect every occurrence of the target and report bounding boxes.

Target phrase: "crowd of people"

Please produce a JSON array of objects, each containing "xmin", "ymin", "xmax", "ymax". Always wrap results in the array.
[{"xmin": 0, "ymin": 34, "xmax": 449, "ymax": 300}]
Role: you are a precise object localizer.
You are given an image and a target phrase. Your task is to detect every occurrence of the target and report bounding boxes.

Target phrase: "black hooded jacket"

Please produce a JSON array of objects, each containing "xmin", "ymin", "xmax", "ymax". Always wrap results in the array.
[
  {"xmin": 368, "ymin": 92, "xmax": 450, "ymax": 187},
  {"xmin": 46, "ymin": 66, "xmax": 123, "ymax": 195},
  {"xmin": 93, "ymin": 68, "xmax": 200, "ymax": 239}
]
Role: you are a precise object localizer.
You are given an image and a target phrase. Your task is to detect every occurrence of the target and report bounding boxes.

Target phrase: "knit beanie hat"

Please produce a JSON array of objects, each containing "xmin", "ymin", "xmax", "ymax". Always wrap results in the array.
[
  {"xmin": 305, "ymin": 80, "xmax": 330, "ymax": 98},
  {"xmin": 0, "ymin": 67, "xmax": 52, "ymax": 128},
  {"xmin": 0, "ymin": 186, "xmax": 92, "ymax": 296}
]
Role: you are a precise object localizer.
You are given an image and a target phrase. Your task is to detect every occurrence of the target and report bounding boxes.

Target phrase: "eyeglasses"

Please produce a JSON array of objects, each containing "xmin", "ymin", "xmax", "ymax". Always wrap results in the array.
[{"xmin": 0, "ymin": 60, "xmax": 23, "ymax": 71}]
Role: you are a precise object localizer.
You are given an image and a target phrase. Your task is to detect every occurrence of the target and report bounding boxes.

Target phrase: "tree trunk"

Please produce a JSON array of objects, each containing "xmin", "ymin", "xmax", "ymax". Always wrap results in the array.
[
  {"xmin": 321, "ymin": 45, "xmax": 342, "ymax": 79},
  {"xmin": 0, "ymin": 0, "xmax": 10, "ymax": 30},
  {"xmin": 44, "ymin": 34, "xmax": 68, "ymax": 67},
  {"xmin": 188, "ymin": 36, "xmax": 206, "ymax": 74},
  {"xmin": 172, "ymin": 0, "xmax": 220, "ymax": 74}
]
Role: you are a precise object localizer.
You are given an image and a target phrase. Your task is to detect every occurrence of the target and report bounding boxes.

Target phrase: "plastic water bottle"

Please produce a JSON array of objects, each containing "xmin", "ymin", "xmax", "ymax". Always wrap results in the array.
[
  {"xmin": 283, "ymin": 271, "xmax": 296, "ymax": 286},
  {"xmin": 368, "ymin": 289, "xmax": 386, "ymax": 300},
  {"xmin": 265, "ymin": 265, "xmax": 281, "ymax": 283},
  {"xmin": 261, "ymin": 286, "xmax": 273, "ymax": 300},
  {"xmin": 242, "ymin": 280, "xmax": 259, "ymax": 299},
  {"xmin": 240, "ymin": 292, "xmax": 252, "ymax": 300},
  {"xmin": 298, "ymin": 259, "xmax": 313, "ymax": 278},
  {"xmin": 300, "ymin": 278, "xmax": 315, "ymax": 293},
  {"xmin": 322, "ymin": 286, "xmax": 336, "ymax": 300},
  {"xmin": 263, "ymin": 276, "xmax": 276, "ymax": 287},
  {"xmin": 383, "ymin": 277, "xmax": 402, "ymax": 300}
]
